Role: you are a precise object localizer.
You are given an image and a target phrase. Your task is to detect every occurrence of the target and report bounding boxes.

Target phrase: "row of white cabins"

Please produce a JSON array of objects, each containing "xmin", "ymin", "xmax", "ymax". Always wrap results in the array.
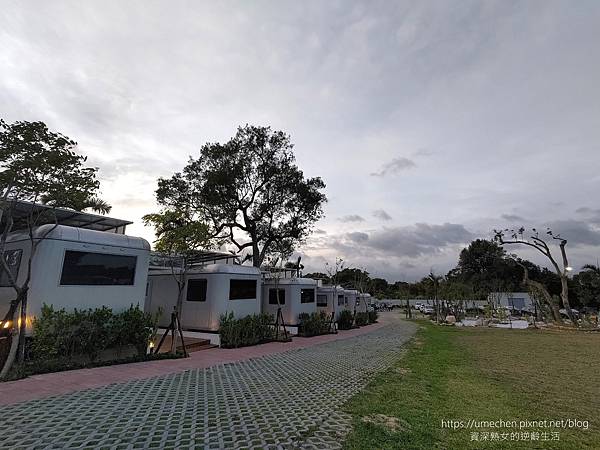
[{"xmin": 0, "ymin": 204, "xmax": 371, "ymax": 345}]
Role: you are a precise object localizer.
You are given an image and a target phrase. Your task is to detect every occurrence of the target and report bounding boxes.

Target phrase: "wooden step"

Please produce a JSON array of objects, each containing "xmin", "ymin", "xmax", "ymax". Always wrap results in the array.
[{"xmin": 156, "ymin": 336, "xmax": 216, "ymax": 354}]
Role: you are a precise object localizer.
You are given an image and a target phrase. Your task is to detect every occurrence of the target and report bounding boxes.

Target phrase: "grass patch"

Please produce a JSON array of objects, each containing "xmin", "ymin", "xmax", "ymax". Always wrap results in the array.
[{"xmin": 343, "ymin": 321, "xmax": 600, "ymax": 449}]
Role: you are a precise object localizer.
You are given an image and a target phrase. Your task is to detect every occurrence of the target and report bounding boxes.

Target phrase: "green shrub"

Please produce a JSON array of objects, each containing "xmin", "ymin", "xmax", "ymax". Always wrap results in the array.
[
  {"xmin": 31, "ymin": 304, "xmax": 157, "ymax": 363},
  {"xmin": 355, "ymin": 312, "xmax": 369, "ymax": 326},
  {"xmin": 298, "ymin": 311, "xmax": 330, "ymax": 336},
  {"xmin": 219, "ymin": 312, "xmax": 274, "ymax": 348},
  {"xmin": 368, "ymin": 310, "xmax": 378, "ymax": 323},
  {"xmin": 337, "ymin": 310, "xmax": 354, "ymax": 330}
]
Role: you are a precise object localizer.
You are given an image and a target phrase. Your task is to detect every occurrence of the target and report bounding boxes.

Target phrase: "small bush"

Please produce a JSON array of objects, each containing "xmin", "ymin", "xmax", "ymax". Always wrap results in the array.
[
  {"xmin": 219, "ymin": 312, "xmax": 274, "ymax": 348},
  {"xmin": 337, "ymin": 310, "xmax": 354, "ymax": 330},
  {"xmin": 298, "ymin": 311, "xmax": 331, "ymax": 337},
  {"xmin": 355, "ymin": 312, "xmax": 369, "ymax": 326},
  {"xmin": 368, "ymin": 310, "xmax": 378, "ymax": 323},
  {"xmin": 31, "ymin": 304, "xmax": 157, "ymax": 363}
]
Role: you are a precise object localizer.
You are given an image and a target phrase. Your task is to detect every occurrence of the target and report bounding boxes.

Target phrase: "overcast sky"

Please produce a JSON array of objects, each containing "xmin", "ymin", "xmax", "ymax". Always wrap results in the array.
[{"xmin": 2, "ymin": 1, "xmax": 600, "ymax": 281}]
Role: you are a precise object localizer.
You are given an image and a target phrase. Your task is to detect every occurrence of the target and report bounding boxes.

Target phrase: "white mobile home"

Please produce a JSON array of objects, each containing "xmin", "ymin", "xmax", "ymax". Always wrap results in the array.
[
  {"xmin": 0, "ymin": 224, "xmax": 150, "ymax": 332},
  {"xmin": 262, "ymin": 277, "xmax": 318, "ymax": 326},
  {"xmin": 344, "ymin": 289, "xmax": 359, "ymax": 314},
  {"xmin": 356, "ymin": 292, "xmax": 371, "ymax": 313},
  {"xmin": 145, "ymin": 263, "xmax": 262, "ymax": 332},
  {"xmin": 316, "ymin": 285, "xmax": 346, "ymax": 319}
]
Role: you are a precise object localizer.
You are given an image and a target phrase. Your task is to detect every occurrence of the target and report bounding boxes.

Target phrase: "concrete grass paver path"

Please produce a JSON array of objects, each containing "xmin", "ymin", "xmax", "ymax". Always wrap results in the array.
[
  {"xmin": 0, "ymin": 318, "xmax": 391, "ymax": 406},
  {"xmin": 0, "ymin": 314, "xmax": 416, "ymax": 449}
]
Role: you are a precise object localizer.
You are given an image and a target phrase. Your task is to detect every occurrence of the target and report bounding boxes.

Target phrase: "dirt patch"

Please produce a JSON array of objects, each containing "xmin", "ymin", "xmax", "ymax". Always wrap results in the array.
[
  {"xmin": 361, "ymin": 414, "xmax": 409, "ymax": 433},
  {"xmin": 395, "ymin": 367, "xmax": 411, "ymax": 375}
]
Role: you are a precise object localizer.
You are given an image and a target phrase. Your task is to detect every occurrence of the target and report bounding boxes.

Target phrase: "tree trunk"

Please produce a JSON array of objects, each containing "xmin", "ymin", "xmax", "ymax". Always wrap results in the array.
[
  {"xmin": 252, "ymin": 243, "xmax": 261, "ymax": 267},
  {"xmin": 518, "ymin": 263, "xmax": 561, "ymax": 323},
  {"xmin": 559, "ymin": 275, "xmax": 577, "ymax": 324}
]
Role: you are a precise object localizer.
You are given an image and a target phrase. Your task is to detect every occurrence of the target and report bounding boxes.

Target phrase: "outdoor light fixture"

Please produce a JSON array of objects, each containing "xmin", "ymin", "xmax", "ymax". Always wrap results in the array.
[
  {"xmin": 2, "ymin": 321, "xmax": 10, "ymax": 329},
  {"xmin": 566, "ymin": 266, "xmax": 573, "ymax": 272}
]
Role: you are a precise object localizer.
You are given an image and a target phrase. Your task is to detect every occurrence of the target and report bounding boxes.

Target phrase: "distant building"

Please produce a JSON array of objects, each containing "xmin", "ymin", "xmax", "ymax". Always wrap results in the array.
[{"xmin": 488, "ymin": 292, "xmax": 534, "ymax": 311}]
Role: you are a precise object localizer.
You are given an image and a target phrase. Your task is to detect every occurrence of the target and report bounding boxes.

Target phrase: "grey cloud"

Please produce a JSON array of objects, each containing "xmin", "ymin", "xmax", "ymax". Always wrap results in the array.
[
  {"xmin": 347, "ymin": 231, "xmax": 369, "ymax": 243},
  {"xmin": 501, "ymin": 214, "xmax": 525, "ymax": 222},
  {"xmin": 370, "ymin": 157, "xmax": 416, "ymax": 177},
  {"xmin": 412, "ymin": 148, "xmax": 433, "ymax": 157},
  {"xmin": 544, "ymin": 220, "xmax": 600, "ymax": 247},
  {"xmin": 373, "ymin": 209, "xmax": 392, "ymax": 221},
  {"xmin": 365, "ymin": 223, "xmax": 475, "ymax": 257},
  {"xmin": 330, "ymin": 222, "xmax": 475, "ymax": 258},
  {"xmin": 338, "ymin": 214, "xmax": 365, "ymax": 223},
  {"xmin": 313, "ymin": 228, "xmax": 327, "ymax": 235}
]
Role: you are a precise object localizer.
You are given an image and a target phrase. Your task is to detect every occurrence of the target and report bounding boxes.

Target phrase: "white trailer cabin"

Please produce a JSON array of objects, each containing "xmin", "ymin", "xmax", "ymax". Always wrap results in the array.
[
  {"xmin": 0, "ymin": 224, "xmax": 150, "ymax": 333},
  {"xmin": 356, "ymin": 292, "xmax": 370, "ymax": 314},
  {"xmin": 316, "ymin": 285, "xmax": 345, "ymax": 319},
  {"xmin": 262, "ymin": 277, "xmax": 318, "ymax": 326},
  {"xmin": 146, "ymin": 263, "xmax": 262, "ymax": 332},
  {"xmin": 344, "ymin": 289, "xmax": 359, "ymax": 314}
]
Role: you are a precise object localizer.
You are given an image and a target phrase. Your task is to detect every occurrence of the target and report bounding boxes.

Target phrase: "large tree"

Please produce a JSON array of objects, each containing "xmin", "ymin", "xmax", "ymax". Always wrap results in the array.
[
  {"xmin": 447, "ymin": 239, "xmax": 521, "ymax": 297},
  {"xmin": 494, "ymin": 227, "xmax": 577, "ymax": 324},
  {"xmin": 573, "ymin": 264, "xmax": 600, "ymax": 310},
  {"xmin": 153, "ymin": 125, "xmax": 327, "ymax": 267},
  {"xmin": 0, "ymin": 119, "xmax": 109, "ymax": 377}
]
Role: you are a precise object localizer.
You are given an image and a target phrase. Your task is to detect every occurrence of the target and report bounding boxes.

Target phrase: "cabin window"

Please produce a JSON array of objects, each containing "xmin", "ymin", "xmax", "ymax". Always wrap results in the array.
[
  {"xmin": 317, "ymin": 294, "xmax": 328, "ymax": 307},
  {"xmin": 59, "ymin": 250, "xmax": 137, "ymax": 286},
  {"xmin": 186, "ymin": 279, "xmax": 207, "ymax": 302},
  {"xmin": 337, "ymin": 294, "xmax": 344, "ymax": 306},
  {"xmin": 0, "ymin": 249, "xmax": 22, "ymax": 287},
  {"xmin": 300, "ymin": 288, "xmax": 315, "ymax": 304},
  {"xmin": 229, "ymin": 279, "xmax": 256, "ymax": 300},
  {"xmin": 269, "ymin": 288, "xmax": 286, "ymax": 305}
]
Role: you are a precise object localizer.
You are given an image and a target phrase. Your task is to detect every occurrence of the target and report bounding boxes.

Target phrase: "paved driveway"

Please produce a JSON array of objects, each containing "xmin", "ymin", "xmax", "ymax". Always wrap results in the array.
[{"xmin": 0, "ymin": 314, "xmax": 416, "ymax": 449}]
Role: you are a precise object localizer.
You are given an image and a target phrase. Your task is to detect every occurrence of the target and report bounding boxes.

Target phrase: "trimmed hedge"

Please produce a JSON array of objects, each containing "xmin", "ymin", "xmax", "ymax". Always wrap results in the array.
[
  {"xmin": 337, "ymin": 310, "xmax": 354, "ymax": 330},
  {"xmin": 219, "ymin": 312, "xmax": 274, "ymax": 348},
  {"xmin": 31, "ymin": 304, "xmax": 158, "ymax": 363},
  {"xmin": 355, "ymin": 312, "xmax": 369, "ymax": 326},
  {"xmin": 298, "ymin": 311, "xmax": 330, "ymax": 337},
  {"xmin": 368, "ymin": 310, "xmax": 378, "ymax": 323}
]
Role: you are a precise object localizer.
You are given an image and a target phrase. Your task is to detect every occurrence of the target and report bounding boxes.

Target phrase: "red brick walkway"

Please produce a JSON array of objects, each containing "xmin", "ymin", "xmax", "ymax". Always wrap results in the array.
[{"xmin": 0, "ymin": 317, "xmax": 391, "ymax": 406}]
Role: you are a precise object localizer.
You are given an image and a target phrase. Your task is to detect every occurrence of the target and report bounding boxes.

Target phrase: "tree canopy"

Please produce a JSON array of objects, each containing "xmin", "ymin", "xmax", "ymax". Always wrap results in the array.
[
  {"xmin": 153, "ymin": 125, "xmax": 327, "ymax": 267},
  {"xmin": 0, "ymin": 120, "xmax": 110, "ymax": 214}
]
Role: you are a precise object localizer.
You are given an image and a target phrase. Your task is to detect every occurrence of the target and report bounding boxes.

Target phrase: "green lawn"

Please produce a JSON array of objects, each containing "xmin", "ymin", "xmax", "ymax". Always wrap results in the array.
[{"xmin": 343, "ymin": 319, "xmax": 600, "ymax": 449}]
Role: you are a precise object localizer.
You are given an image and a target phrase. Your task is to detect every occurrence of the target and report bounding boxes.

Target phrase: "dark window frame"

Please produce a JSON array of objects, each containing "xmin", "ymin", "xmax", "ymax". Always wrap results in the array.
[
  {"xmin": 337, "ymin": 294, "xmax": 344, "ymax": 306},
  {"xmin": 59, "ymin": 250, "xmax": 137, "ymax": 286},
  {"xmin": 317, "ymin": 294, "xmax": 328, "ymax": 307},
  {"xmin": 186, "ymin": 278, "xmax": 208, "ymax": 302},
  {"xmin": 229, "ymin": 279, "xmax": 257, "ymax": 300},
  {"xmin": 268, "ymin": 288, "xmax": 286, "ymax": 305},
  {"xmin": 300, "ymin": 288, "xmax": 315, "ymax": 304}
]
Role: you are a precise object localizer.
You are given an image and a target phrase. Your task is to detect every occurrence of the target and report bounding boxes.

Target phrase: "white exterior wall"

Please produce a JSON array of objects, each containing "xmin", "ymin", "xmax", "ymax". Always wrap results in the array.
[
  {"xmin": 488, "ymin": 292, "xmax": 534, "ymax": 311},
  {"xmin": 344, "ymin": 289, "xmax": 359, "ymax": 314},
  {"xmin": 316, "ymin": 285, "xmax": 344, "ymax": 319},
  {"xmin": 146, "ymin": 264, "xmax": 261, "ymax": 332},
  {"xmin": 0, "ymin": 225, "xmax": 150, "ymax": 332},
  {"xmin": 356, "ymin": 293, "xmax": 369, "ymax": 313},
  {"xmin": 262, "ymin": 277, "xmax": 318, "ymax": 326}
]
